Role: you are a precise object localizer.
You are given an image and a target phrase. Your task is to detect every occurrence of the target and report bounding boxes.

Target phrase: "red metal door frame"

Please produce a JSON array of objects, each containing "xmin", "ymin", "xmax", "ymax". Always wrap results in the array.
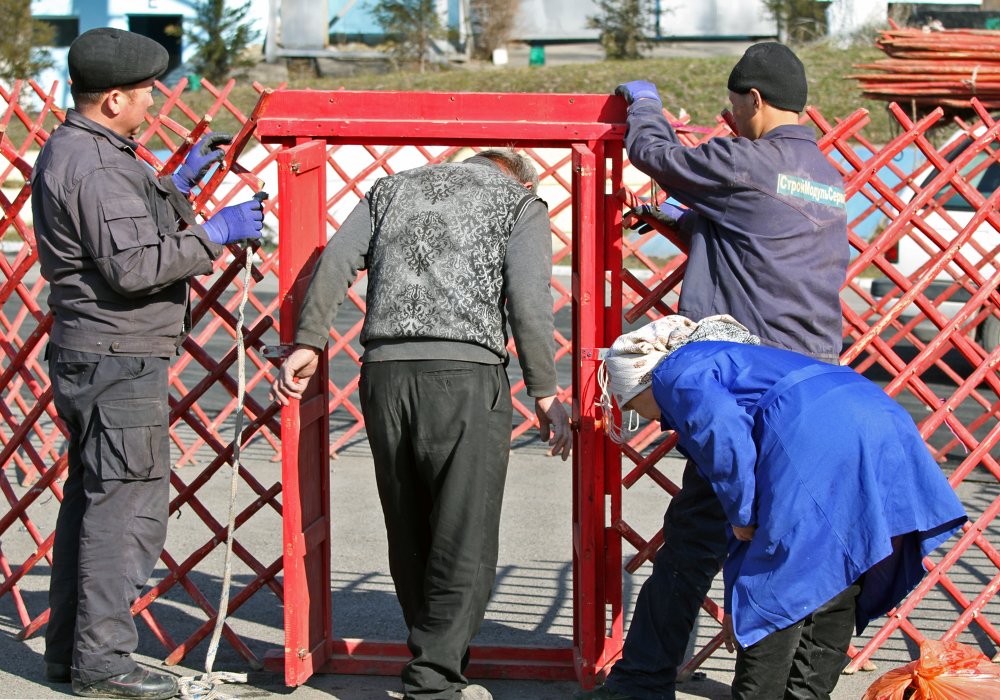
[
  {"xmin": 270, "ymin": 139, "xmax": 334, "ymax": 685},
  {"xmin": 257, "ymin": 91, "xmax": 628, "ymax": 687}
]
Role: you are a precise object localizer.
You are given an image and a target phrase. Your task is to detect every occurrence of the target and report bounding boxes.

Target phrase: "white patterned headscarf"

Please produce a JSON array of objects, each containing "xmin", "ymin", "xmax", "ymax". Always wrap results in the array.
[{"xmin": 597, "ymin": 314, "xmax": 760, "ymax": 443}]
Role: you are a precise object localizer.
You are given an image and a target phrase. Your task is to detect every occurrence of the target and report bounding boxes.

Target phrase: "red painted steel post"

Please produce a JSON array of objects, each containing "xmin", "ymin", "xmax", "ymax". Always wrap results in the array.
[
  {"xmin": 602, "ymin": 142, "xmax": 626, "ymax": 667},
  {"xmin": 572, "ymin": 143, "xmax": 607, "ymax": 686},
  {"xmin": 273, "ymin": 140, "xmax": 333, "ymax": 686}
]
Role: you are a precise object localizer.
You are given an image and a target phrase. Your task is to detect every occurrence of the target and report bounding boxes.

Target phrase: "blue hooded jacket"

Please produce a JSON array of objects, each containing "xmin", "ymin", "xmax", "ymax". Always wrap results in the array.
[{"xmin": 651, "ymin": 341, "xmax": 967, "ymax": 647}]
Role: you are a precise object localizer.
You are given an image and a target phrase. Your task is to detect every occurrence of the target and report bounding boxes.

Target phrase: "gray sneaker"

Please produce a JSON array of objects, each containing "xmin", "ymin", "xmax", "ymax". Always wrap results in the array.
[
  {"xmin": 461, "ymin": 684, "xmax": 493, "ymax": 700},
  {"xmin": 573, "ymin": 685, "xmax": 635, "ymax": 700}
]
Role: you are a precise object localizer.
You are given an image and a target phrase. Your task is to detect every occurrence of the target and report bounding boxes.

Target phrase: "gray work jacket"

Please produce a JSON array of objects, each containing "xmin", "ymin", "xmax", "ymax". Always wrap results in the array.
[{"xmin": 32, "ymin": 110, "xmax": 223, "ymax": 357}]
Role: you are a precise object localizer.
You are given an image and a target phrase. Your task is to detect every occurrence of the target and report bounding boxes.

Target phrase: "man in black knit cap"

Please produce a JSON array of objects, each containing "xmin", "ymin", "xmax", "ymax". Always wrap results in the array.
[{"xmin": 576, "ymin": 43, "xmax": 849, "ymax": 699}]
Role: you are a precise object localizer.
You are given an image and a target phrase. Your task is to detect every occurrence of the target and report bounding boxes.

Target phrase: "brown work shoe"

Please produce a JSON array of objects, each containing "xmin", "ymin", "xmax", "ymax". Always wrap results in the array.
[{"xmin": 72, "ymin": 667, "xmax": 178, "ymax": 700}]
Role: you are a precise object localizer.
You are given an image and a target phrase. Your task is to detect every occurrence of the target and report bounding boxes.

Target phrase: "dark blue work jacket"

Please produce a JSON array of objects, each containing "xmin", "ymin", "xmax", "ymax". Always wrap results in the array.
[
  {"xmin": 652, "ymin": 341, "xmax": 967, "ymax": 648},
  {"xmin": 625, "ymin": 102, "xmax": 849, "ymax": 363}
]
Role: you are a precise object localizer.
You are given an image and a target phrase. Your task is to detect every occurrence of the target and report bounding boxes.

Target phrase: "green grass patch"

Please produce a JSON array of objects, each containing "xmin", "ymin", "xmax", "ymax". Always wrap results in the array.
[
  {"xmin": 290, "ymin": 42, "xmax": 900, "ymax": 144},
  {"xmin": 855, "ymin": 264, "xmax": 885, "ymax": 279},
  {"xmin": 3, "ymin": 42, "xmax": 954, "ymax": 148}
]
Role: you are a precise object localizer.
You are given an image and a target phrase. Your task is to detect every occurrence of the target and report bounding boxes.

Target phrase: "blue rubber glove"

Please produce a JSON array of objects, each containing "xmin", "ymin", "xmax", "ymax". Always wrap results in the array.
[
  {"xmin": 629, "ymin": 201, "xmax": 685, "ymax": 231},
  {"xmin": 172, "ymin": 133, "xmax": 233, "ymax": 195},
  {"xmin": 202, "ymin": 196, "xmax": 265, "ymax": 245},
  {"xmin": 615, "ymin": 81, "xmax": 662, "ymax": 106}
]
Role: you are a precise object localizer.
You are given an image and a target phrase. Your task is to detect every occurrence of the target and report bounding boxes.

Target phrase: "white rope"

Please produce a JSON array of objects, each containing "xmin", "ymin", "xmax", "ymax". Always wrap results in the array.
[
  {"xmin": 963, "ymin": 64, "xmax": 981, "ymax": 95},
  {"xmin": 596, "ymin": 361, "xmax": 639, "ymax": 445},
  {"xmin": 178, "ymin": 244, "xmax": 254, "ymax": 700},
  {"xmin": 177, "ymin": 672, "xmax": 248, "ymax": 700}
]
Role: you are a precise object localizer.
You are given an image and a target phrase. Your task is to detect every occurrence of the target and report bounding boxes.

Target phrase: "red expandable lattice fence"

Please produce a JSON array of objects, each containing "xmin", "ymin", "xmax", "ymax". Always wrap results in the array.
[
  {"xmin": 0, "ymin": 78, "xmax": 287, "ymax": 671},
  {"xmin": 0, "ymin": 78, "xmax": 996, "ymax": 688}
]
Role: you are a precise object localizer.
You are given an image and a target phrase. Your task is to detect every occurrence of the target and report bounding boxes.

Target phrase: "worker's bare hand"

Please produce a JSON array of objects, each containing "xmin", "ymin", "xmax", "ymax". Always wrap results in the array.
[
  {"xmin": 732, "ymin": 524, "xmax": 756, "ymax": 542},
  {"xmin": 722, "ymin": 613, "xmax": 736, "ymax": 653},
  {"xmin": 270, "ymin": 346, "xmax": 321, "ymax": 405},
  {"xmin": 534, "ymin": 395, "xmax": 571, "ymax": 461}
]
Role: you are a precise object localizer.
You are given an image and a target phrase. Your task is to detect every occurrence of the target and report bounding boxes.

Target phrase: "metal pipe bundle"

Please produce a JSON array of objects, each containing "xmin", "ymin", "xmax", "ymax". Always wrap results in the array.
[{"xmin": 851, "ymin": 26, "xmax": 1000, "ymax": 108}]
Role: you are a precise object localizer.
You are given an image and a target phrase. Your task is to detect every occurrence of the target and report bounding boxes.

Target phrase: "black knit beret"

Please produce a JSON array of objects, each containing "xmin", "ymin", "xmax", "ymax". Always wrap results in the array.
[
  {"xmin": 68, "ymin": 28, "xmax": 169, "ymax": 93},
  {"xmin": 727, "ymin": 42, "xmax": 807, "ymax": 113}
]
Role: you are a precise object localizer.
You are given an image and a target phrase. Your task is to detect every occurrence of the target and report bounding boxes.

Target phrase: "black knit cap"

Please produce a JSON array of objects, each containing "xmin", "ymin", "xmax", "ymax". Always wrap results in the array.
[
  {"xmin": 68, "ymin": 28, "xmax": 169, "ymax": 93},
  {"xmin": 727, "ymin": 42, "xmax": 807, "ymax": 113}
]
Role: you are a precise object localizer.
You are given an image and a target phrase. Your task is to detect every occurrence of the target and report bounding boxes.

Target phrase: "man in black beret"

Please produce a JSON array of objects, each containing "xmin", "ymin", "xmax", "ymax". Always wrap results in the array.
[
  {"xmin": 575, "ymin": 43, "xmax": 849, "ymax": 699},
  {"xmin": 33, "ymin": 27, "xmax": 265, "ymax": 700}
]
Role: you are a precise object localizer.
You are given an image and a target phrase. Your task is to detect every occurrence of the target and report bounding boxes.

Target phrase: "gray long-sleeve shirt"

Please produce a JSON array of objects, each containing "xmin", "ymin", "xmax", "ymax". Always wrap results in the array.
[{"xmin": 295, "ymin": 169, "xmax": 559, "ymax": 398}]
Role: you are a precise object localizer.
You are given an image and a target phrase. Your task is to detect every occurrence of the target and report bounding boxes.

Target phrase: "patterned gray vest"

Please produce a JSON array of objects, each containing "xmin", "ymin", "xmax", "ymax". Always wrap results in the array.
[{"xmin": 362, "ymin": 162, "xmax": 537, "ymax": 357}]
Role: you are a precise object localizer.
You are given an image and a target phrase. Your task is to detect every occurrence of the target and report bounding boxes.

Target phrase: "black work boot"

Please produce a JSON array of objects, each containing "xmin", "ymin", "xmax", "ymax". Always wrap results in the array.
[
  {"xmin": 72, "ymin": 667, "xmax": 178, "ymax": 700},
  {"xmin": 44, "ymin": 661, "xmax": 71, "ymax": 683}
]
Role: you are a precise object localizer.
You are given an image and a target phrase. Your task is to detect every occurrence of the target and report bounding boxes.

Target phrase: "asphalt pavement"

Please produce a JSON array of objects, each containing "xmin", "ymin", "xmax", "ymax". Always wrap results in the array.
[
  {"xmin": 501, "ymin": 40, "xmax": 754, "ymax": 68},
  {"xmin": 8, "ymin": 442, "xmax": 982, "ymax": 700},
  {"xmin": 1, "ymin": 267, "xmax": 996, "ymax": 700}
]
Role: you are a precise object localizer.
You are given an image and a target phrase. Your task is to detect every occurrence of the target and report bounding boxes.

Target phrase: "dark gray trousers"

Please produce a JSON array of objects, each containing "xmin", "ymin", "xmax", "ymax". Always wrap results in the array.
[
  {"xmin": 733, "ymin": 584, "xmax": 860, "ymax": 700},
  {"xmin": 606, "ymin": 461, "xmax": 729, "ymax": 700},
  {"xmin": 606, "ymin": 463, "xmax": 858, "ymax": 700},
  {"xmin": 44, "ymin": 347, "xmax": 170, "ymax": 685},
  {"xmin": 359, "ymin": 360, "xmax": 512, "ymax": 700}
]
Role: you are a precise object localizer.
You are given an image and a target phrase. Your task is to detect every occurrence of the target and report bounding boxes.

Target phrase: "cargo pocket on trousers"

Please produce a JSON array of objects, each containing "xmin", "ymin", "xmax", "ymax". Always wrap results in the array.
[{"xmin": 96, "ymin": 399, "xmax": 166, "ymax": 481}]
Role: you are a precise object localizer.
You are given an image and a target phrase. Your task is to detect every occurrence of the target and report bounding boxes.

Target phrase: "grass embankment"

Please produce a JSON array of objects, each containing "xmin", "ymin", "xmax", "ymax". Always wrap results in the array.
[
  {"xmin": 1, "ymin": 43, "xmax": 939, "ymax": 153},
  {"xmin": 176, "ymin": 43, "xmax": 904, "ymax": 145}
]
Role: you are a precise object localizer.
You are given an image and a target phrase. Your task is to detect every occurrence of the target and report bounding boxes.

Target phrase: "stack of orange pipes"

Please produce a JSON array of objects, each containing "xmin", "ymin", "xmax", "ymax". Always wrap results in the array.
[{"xmin": 850, "ymin": 24, "xmax": 1000, "ymax": 108}]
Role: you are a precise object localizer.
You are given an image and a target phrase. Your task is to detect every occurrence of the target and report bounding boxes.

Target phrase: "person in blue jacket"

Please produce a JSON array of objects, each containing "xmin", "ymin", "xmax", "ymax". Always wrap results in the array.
[
  {"xmin": 581, "ymin": 42, "xmax": 850, "ymax": 700},
  {"xmin": 596, "ymin": 315, "xmax": 966, "ymax": 699}
]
